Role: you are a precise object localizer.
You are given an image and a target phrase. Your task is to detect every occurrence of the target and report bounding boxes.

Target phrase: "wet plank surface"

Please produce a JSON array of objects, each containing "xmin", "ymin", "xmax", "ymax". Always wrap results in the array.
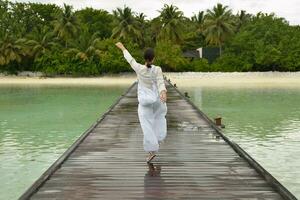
[{"xmin": 27, "ymin": 81, "xmax": 284, "ymax": 200}]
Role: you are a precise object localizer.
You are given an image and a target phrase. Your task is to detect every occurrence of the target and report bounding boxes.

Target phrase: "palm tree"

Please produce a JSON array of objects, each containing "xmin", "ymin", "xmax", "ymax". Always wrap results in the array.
[
  {"xmin": 136, "ymin": 13, "xmax": 147, "ymax": 27},
  {"xmin": 148, "ymin": 17, "xmax": 161, "ymax": 45},
  {"xmin": 191, "ymin": 11, "xmax": 205, "ymax": 23},
  {"xmin": 191, "ymin": 11, "xmax": 205, "ymax": 40},
  {"xmin": 64, "ymin": 29, "xmax": 102, "ymax": 62},
  {"xmin": 111, "ymin": 6, "xmax": 142, "ymax": 44},
  {"xmin": 25, "ymin": 26, "xmax": 61, "ymax": 59},
  {"xmin": 53, "ymin": 3, "xmax": 80, "ymax": 48},
  {"xmin": 203, "ymin": 3, "xmax": 235, "ymax": 55},
  {"xmin": 135, "ymin": 13, "xmax": 148, "ymax": 47},
  {"xmin": 0, "ymin": 34, "xmax": 26, "ymax": 65},
  {"xmin": 158, "ymin": 4, "xmax": 184, "ymax": 44},
  {"xmin": 236, "ymin": 10, "xmax": 252, "ymax": 31}
]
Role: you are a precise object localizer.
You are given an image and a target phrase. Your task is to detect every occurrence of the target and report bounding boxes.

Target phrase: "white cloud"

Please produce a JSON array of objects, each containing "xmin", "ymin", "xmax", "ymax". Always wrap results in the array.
[{"xmin": 13, "ymin": 0, "xmax": 300, "ymax": 25}]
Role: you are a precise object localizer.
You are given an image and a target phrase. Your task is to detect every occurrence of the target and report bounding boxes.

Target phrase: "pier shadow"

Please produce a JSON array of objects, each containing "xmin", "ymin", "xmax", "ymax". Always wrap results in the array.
[{"xmin": 144, "ymin": 163, "xmax": 167, "ymax": 199}]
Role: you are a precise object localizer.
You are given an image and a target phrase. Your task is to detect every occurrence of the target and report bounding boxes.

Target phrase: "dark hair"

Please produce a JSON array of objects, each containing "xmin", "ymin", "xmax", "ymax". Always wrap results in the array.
[{"xmin": 144, "ymin": 48, "xmax": 155, "ymax": 68}]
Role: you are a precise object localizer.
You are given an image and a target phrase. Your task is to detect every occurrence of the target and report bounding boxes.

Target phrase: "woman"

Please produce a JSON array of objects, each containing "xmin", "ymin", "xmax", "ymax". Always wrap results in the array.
[{"xmin": 115, "ymin": 42, "xmax": 167, "ymax": 163}]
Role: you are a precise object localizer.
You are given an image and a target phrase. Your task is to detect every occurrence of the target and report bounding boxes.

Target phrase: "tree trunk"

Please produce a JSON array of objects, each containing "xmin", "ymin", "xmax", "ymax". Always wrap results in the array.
[{"xmin": 219, "ymin": 44, "xmax": 222, "ymax": 56}]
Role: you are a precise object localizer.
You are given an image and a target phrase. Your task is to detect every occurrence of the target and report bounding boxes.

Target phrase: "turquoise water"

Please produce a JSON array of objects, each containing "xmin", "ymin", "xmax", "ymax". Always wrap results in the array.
[
  {"xmin": 0, "ymin": 84, "xmax": 128, "ymax": 200},
  {"xmin": 183, "ymin": 86, "xmax": 300, "ymax": 198},
  {"xmin": 1, "ymin": 83, "xmax": 300, "ymax": 199}
]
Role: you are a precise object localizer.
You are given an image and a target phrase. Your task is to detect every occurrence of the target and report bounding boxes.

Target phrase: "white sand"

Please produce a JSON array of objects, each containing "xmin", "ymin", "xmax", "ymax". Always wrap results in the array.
[
  {"xmin": 166, "ymin": 72, "xmax": 300, "ymax": 88},
  {"xmin": 0, "ymin": 76, "xmax": 136, "ymax": 86},
  {"xmin": 1, "ymin": 72, "xmax": 300, "ymax": 88}
]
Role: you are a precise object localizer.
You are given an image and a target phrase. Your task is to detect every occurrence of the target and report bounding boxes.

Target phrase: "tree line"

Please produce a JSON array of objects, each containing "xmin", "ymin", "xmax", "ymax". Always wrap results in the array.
[{"xmin": 0, "ymin": 0, "xmax": 299, "ymax": 75}]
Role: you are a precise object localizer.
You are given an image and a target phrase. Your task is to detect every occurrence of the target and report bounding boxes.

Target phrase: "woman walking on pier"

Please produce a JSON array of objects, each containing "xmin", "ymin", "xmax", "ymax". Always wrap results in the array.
[{"xmin": 116, "ymin": 42, "xmax": 168, "ymax": 163}]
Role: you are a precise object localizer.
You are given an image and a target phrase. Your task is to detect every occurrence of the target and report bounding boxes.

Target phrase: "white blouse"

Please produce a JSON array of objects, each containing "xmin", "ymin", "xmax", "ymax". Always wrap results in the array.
[{"xmin": 123, "ymin": 49, "xmax": 167, "ymax": 94}]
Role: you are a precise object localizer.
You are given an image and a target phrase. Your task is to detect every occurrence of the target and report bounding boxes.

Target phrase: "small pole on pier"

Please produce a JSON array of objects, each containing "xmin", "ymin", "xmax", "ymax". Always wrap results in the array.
[
  {"xmin": 214, "ymin": 116, "xmax": 222, "ymax": 126},
  {"xmin": 214, "ymin": 116, "xmax": 225, "ymax": 128},
  {"xmin": 184, "ymin": 92, "xmax": 190, "ymax": 98}
]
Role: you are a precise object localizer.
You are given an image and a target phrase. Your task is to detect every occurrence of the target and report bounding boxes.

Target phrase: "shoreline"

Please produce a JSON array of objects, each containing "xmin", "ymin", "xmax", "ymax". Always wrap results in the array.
[
  {"xmin": 0, "ymin": 76, "xmax": 136, "ymax": 86},
  {"xmin": 1, "ymin": 72, "xmax": 300, "ymax": 88}
]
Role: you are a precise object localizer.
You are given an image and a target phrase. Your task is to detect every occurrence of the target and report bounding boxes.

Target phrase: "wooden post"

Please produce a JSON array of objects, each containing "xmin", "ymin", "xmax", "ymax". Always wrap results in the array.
[
  {"xmin": 184, "ymin": 92, "xmax": 190, "ymax": 98},
  {"xmin": 214, "ymin": 116, "xmax": 222, "ymax": 126},
  {"xmin": 174, "ymin": 83, "xmax": 177, "ymax": 88}
]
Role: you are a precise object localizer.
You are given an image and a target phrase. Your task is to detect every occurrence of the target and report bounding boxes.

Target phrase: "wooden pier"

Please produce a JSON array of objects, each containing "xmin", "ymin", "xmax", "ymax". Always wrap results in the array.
[{"xmin": 20, "ymin": 80, "xmax": 297, "ymax": 200}]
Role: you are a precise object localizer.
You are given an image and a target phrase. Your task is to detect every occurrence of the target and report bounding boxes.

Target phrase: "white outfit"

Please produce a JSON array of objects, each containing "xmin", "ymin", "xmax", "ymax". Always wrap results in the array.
[{"xmin": 123, "ymin": 49, "xmax": 167, "ymax": 152}]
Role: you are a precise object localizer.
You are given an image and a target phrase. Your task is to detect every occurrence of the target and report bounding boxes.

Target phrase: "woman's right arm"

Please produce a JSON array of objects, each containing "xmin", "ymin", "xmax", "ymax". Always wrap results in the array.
[
  {"xmin": 115, "ymin": 42, "xmax": 139, "ymax": 72},
  {"xmin": 157, "ymin": 67, "xmax": 167, "ymax": 103}
]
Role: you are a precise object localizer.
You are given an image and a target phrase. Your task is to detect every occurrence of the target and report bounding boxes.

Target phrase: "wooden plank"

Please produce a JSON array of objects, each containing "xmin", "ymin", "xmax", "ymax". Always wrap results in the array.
[
  {"xmin": 19, "ymin": 80, "xmax": 297, "ymax": 200},
  {"xmin": 18, "ymin": 82, "xmax": 138, "ymax": 200}
]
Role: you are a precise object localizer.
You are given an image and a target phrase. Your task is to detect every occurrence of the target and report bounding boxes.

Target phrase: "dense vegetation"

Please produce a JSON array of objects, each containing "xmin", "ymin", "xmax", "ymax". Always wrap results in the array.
[{"xmin": 0, "ymin": 0, "xmax": 299, "ymax": 75}]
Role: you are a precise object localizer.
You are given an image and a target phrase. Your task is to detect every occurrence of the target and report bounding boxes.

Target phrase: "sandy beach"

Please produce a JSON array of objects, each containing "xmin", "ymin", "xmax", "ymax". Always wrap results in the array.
[
  {"xmin": 1, "ymin": 72, "xmax": 300, "ymax": 88},
  {"xmin": 166, "ymin": 72, "xmax": 300, "ymax": 88}
]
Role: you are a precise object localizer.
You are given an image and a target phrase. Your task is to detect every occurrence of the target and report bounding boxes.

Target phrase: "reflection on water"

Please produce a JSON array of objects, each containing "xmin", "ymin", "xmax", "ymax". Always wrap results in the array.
[
  {"xmin": 0, "ymin": 84, "xmax": 128, "ymax": 200},
  {"xmin": 182, "ymin": 86, "xmax": 300, "ymax": 198},
  {"xmin": 144, "ymin": 163, "xmax": 165, "ymax": 199}
]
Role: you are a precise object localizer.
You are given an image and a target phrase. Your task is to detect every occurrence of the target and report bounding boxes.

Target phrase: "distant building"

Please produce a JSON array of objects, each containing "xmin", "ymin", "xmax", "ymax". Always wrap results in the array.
[{"xmin": 183, "ymin": 47, "xmax": 220, "ymax": 63}]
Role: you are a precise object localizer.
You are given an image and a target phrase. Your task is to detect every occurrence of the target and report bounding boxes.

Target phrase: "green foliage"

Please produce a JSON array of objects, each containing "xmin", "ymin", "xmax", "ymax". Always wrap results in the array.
[
  {"xmin": 211, "ymin": 54, "xmax": 252, "ymax": 72},
  {"xmin": 75, "ymin": 8, "xmax": 113, "ymax": 39},
  {"xmin": 190, "ymin": 59, "xmax": 210, "ymax": 72},
  {"xmin": 155, "ymin": 40, "xmax": 188, "ymax": 71},
  {"xmin": 0, "ymin": 0, "xmax": 300, "ymax": 74},
  {"xmin": 53, "ymin": 3, "xmax": 80, "ymax": 48},
  {"xmin": 157, "ymin": 4, "xmax": 184, "ymax": 44},
  {"xmin": 203, "ymin": 3, "xmax": 235, "ymax": 55},
  {"xmin": 0, "ymin": 34, "xmax": 25, "ymax": 66},
  {"xmin": 95, "ymin": 38, "xmax": 141, "ymax": 74},
  {"xmin": 278, "ymin": 26, "xmax": 300, "ymax": 71},
  {"xmin": 0, "ymin": 0, "xmax": 9, "ymax": 39},
  {"xmin": 111, "ymin": 6, "xmax": 143, "ymax": 45},
  {"xmin": 34, "ymin": 48, "xmax": 100, "ymax": 76},
  {"xmin": 182, "ymin": 32, "xmax": 205, "ymax": 51},
  {"xmin": 97, "ymin": 39, "xmax": 129, "ymax": 73},
  {"xmin": 221, "ymin": 14, "xmax": 300, "ymax": 71}
]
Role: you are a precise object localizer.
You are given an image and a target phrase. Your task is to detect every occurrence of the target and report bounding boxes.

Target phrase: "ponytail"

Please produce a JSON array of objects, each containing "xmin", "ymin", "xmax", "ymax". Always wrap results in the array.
[
  {"xmin": 146, "ymin": 62, "xmax": 152, "ymax": 68},
  {"xmin": 144, "ymin": 48, "xmax": 154, "ymax": 69}
]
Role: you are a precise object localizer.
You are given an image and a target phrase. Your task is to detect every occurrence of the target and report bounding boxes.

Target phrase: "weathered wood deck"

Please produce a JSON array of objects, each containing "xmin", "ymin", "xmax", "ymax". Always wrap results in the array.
[{"xmin": 20, "ymin": 80, "xmax": 297, "ymax": 200}]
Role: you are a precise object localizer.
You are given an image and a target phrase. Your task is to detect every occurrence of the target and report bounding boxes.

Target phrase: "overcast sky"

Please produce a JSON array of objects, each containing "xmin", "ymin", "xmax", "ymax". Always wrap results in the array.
[{"xmin": 14, "ymin": 0, "xmax": 300, "ymax": 25}]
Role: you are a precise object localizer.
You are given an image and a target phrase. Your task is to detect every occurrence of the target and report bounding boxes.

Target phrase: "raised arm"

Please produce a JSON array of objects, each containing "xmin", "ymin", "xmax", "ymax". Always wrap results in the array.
[{"xmin": 115, "ymin": 42, "xmax": 139, "ymax": 72}]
